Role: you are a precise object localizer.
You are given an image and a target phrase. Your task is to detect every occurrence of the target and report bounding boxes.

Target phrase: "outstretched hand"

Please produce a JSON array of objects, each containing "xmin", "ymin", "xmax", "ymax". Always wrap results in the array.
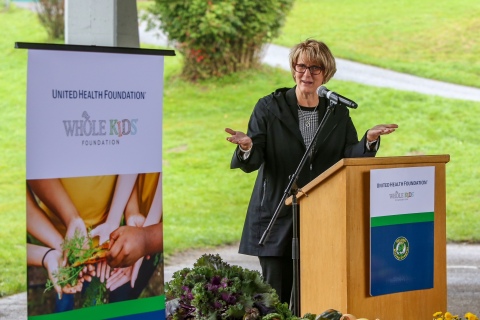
[
  {"xmin": 90, "ymin": 220, "xmax": 120, "ymax": 246},
  {"xmin": 107, "ymin": 226, "xmax": 147, "ymax": 268},
  {"xmin": 64, "ymin": 217, "xmax": 88, "ymax": 266},
  {"xmin": 44, "ymin": 249, "xmax": 85, "ymax": 298},
  {"xmin": 106, "ymin": 257, "xmax": 144, "ymax": 291},
  {"xmin": 367, "ymin": 124, "xmax": 398, "ymax": 142},
  {"xmin": 225, "ymin": 128, "xmax": 252, "ymax": 151}
]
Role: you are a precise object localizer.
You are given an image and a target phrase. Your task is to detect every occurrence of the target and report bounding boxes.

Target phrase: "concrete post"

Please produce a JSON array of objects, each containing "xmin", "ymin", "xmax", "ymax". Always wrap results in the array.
[{"xmin": 65, "ymin": 0, "xmax": 139, "ymax": 48}]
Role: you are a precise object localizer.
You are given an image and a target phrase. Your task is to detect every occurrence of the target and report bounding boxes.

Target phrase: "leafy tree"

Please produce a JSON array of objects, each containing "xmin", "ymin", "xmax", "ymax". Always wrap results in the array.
[
  {"xmin": 149, "ymin": 0, "xmax": 294, "ymax": 81},
  {"xmin": 36, "ymin": 0, "xmax": 64, "ymax": 40}
]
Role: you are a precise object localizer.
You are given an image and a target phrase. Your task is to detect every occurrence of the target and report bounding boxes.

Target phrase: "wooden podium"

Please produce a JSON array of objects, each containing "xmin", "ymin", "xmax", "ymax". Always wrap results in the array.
[{"xmin": 288, "ymin": 155, "xmax": 450, "ymax": 320}]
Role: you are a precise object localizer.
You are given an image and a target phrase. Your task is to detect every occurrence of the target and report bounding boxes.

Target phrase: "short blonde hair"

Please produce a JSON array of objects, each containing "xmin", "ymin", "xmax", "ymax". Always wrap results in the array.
[{"xmin": 289, "ymin": 39, "xmax": 337, "ymax": 84}]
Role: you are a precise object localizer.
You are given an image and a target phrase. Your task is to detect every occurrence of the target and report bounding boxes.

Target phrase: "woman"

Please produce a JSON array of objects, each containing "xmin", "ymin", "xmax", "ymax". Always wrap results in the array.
[{"xmin": 225, "ymin": 39, "xmax": 397, "ymax": 304}]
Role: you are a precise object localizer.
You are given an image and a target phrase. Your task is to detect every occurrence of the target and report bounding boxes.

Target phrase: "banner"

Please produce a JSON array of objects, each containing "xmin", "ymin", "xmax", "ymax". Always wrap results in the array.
[
  {"xmin": 23, "ymin": 44, "xmax": 172, "ymax": 319},
  {"xmin": 370, "ymin": 166, "xmax": 435, "ymax": 296}
]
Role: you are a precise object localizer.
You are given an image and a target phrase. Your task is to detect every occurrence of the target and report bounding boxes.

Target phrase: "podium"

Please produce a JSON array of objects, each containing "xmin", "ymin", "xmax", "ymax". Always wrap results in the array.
[{"xmin": 288, "ymin": 155, "xmax": 450, "ymax": 320}]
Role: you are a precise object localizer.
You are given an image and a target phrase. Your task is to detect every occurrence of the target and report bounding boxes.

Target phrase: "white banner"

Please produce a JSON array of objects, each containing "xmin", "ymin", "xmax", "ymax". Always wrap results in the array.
[
  {"xmin": 25, "ymin": 46, "xmax": 168, "ymax": 319},
  {"xmin": 26, "ymin": 50, "xmax": 164, "ymax": 179},
  {"xmin": 370, "ymin": 166, "xmax": 435, "ymax": 217}
]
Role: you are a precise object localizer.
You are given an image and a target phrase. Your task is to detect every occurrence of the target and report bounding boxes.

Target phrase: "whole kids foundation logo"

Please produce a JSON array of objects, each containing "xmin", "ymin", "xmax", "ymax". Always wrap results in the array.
[
  {"xmin": 63, "ymin": 111, "xmax": 138, "ymax": 146},
  {"xmin": 389, "ymin": 191, "xmax": 415, "ymax": 202},
  {"xmin": 376, "ymin": 179, "xmax": 426, "ymax": 202}
]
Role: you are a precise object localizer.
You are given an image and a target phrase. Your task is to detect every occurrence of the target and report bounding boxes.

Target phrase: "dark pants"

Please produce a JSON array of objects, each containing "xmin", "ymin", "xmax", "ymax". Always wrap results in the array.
[{"xmin": 258, "ymin": 250, "xmax": 293, "ymax": 305}]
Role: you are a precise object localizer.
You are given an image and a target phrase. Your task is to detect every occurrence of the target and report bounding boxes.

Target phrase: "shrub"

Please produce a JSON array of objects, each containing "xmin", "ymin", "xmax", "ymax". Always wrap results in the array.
[
  {"xmin": 149, "ymin": 0, "xmax": 294, "ymax": 81},
  {"xmin": 165, "ymin": 254, "xmax": 344, "ymax": 320},
  {"xmin": 165, "ymin": 254, "xmax": 285, "ymax": 319}
]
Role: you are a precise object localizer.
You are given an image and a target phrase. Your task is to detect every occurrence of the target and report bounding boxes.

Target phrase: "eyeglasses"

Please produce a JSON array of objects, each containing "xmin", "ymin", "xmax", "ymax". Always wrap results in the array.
[{"xmin": 294, "ymin": 64, "xmax": 324, "ymax": 75}]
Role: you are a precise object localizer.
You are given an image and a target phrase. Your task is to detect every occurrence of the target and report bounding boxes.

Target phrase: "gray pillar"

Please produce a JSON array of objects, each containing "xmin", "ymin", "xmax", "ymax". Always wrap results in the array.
[{"xmin": 65, "ymin": 0, "xmax": 139, "ymax": 48}]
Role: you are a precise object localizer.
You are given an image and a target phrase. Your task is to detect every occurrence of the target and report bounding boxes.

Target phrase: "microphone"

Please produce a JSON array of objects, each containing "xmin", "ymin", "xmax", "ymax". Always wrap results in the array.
[{"xmin": 317, "ymin": 86, "xmax": 358, "ymax": 109}]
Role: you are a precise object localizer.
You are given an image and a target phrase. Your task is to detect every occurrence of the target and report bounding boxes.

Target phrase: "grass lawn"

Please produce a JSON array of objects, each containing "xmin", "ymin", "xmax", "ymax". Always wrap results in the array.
[
  {"xmin": 0, "ymin": 5, "xmax": 44, "ymax": 297},
  {"xmin": 276, "ymin": 0, "xmax": 480, "ymax": 88},
  {"xmin": 1, "ymin": 1, "xmax": 479, "ymax": 297}
]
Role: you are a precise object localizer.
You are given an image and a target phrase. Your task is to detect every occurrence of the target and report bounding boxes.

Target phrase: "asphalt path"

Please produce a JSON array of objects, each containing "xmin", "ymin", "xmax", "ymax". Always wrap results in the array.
[{"xmin": 2, "ymin": 12, "xmax": 480, "ymax": 320}]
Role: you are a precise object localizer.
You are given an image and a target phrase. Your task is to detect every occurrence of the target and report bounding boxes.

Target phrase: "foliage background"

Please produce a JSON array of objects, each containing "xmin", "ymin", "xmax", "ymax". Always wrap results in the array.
[{"xmin": 148, "ymin": 0, "xmax": 294, "ymax": 80}]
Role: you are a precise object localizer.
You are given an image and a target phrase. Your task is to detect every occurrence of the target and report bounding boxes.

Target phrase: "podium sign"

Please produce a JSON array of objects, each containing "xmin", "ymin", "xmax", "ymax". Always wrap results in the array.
[
  {"xmin": 295, "ymin": 156, "xmax": 448, "ymax": 319},
  {"xmin": 370, "ymin": 166, "xmax": 435, "ymax": 296}
]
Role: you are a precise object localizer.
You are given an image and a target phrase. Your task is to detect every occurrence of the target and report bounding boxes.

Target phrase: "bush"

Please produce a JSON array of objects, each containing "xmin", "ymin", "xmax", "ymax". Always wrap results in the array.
[
  {"xmin": 149, "ymin": 0, "xmax": 294, "ymax": 81},
  {"xmin": 36, "ymin": 0, "xmax": 64, "ymax": 40},
  {"xmin": 165, "ymin": 254, "xmax": 285, "ymax": 319},
  {"xmin": 164, "ymin": 254, "xmax": 340, "ymax": 320}
]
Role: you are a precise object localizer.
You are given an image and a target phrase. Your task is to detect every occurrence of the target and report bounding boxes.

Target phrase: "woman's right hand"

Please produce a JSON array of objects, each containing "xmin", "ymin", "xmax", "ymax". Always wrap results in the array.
[{"xmin": 225, "ymin": 128, "xmax": 252, "ymax": 150}]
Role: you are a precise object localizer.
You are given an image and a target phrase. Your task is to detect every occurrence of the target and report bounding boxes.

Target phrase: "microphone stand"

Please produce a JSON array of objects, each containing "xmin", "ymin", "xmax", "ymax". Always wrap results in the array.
[{"xmin": 258, "ymin": 98, "xmax": 338, "ymax": 316}]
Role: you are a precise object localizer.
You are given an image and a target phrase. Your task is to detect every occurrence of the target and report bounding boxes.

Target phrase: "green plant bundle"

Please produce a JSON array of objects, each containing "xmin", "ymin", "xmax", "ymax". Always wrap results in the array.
[{"xmin": 45, "ymin": 230, "xmax": 106, "ymax": 292}]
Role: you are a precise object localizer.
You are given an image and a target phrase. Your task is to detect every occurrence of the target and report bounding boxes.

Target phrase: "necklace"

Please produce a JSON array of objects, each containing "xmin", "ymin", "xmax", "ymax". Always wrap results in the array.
[{"xmin": 297, "ymin": 103, "xmax": 318, "ymax": 128}]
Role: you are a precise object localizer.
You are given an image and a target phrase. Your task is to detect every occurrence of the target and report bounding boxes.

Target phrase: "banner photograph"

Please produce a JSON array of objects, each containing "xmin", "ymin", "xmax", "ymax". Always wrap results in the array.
[{"xmin": 24, "ymin": 45, "xmax": 167, "ymax": 319}]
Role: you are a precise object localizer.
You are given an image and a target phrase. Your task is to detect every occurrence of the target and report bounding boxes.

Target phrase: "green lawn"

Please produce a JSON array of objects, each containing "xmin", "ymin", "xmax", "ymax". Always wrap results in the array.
[
  {"xmin": 1, "ymin": 1, "xmax": 479, "ymax": 297},
  {"xmin": 0, "ymin": 6, "xmax": 43, "ymax": 297}
]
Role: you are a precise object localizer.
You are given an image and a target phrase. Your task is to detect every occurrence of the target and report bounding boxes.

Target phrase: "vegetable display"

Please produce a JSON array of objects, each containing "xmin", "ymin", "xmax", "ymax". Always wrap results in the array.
[{"xmin": 165, "ymin": 253, "xmax": 345, "ymax": 320}]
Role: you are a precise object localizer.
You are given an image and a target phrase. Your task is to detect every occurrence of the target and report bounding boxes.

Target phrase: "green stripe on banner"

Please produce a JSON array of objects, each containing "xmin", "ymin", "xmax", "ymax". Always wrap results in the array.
[
  {"xmin": 28, "ymin": 295, "xmax": 165, "ymax": 320},
  {"xmin": 371, "ymin": 212, "xmax": 434, "ymax": 227}
]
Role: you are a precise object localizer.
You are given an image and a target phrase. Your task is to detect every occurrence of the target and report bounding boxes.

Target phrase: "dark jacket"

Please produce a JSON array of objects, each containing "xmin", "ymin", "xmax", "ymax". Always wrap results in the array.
[{"xmin": 231, "ymin": 87, "xmax": 378, "ymax": 256}]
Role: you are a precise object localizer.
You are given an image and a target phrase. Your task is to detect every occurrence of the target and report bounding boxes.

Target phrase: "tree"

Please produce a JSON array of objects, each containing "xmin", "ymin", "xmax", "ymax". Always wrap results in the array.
[
  {"xmin": 149, "ymin": 0, "xmax": 294, "ymax": 81},
  {"xmin": 36, "ymin": 0, "xmax": 64, "ymax": 40}
]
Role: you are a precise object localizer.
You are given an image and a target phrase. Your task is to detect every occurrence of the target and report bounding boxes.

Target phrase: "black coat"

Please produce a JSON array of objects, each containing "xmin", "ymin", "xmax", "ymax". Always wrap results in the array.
[{"xmin": 231, "ymin": 87, "xmax": 378, "ymax": 256}]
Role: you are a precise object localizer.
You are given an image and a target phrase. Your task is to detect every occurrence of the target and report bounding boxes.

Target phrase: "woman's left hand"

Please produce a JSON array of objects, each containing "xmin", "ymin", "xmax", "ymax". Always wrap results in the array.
[{"xmin": 367, "ymin": 124, "xmax": 398, "ymax": 142}]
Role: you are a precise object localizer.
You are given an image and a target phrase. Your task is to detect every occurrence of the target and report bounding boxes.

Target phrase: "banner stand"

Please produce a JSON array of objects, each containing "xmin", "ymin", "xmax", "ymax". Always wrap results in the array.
[{"xmin": 18, "ymin": 42, "xmax": 174, "ymax": 320}]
